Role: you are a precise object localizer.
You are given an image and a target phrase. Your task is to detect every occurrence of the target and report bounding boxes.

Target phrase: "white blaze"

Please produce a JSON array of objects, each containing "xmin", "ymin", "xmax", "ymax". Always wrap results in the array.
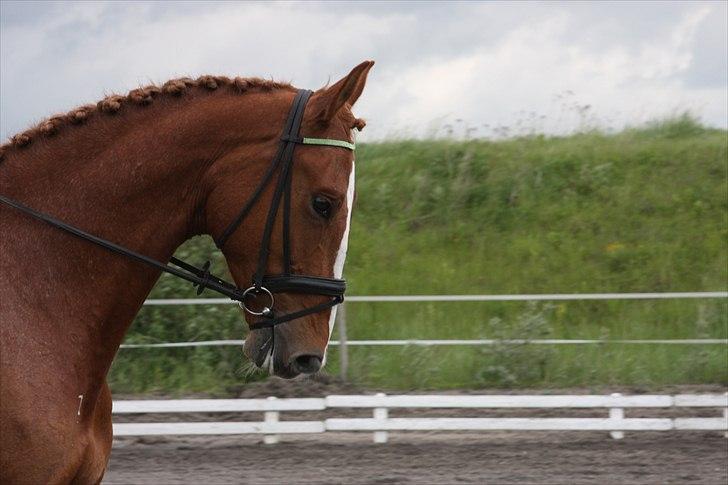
[{"xmin": 327, "ymin": 161, "xmax": 356, "ymax": 338}]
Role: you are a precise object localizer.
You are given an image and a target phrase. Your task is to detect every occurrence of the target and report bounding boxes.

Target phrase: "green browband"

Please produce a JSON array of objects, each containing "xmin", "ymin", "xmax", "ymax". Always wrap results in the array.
[{"xmin": 302, "ymin": 137, "xmax": 356, "ymax": 151}]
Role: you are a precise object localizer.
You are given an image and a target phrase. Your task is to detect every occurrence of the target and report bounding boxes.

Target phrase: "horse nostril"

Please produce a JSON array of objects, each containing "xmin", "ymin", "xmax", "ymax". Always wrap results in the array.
[{"xmin": 291, "ymin": 354, "xmax": 322, "ymax": 374}]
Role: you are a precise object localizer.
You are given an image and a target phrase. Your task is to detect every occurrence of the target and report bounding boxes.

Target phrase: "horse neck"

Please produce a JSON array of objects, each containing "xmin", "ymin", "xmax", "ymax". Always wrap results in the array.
[{"xmin": 0, "ymin": 93, "xmax": 277, "ymax": 389}]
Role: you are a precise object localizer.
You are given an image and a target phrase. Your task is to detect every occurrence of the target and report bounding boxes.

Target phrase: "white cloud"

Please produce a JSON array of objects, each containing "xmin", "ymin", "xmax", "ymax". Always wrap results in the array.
[
  {"xmin": 361, "ymin": 4, "xmax": 724, "ymax": 139},
  {"xmin": 1, "ymin": 1, "xmax": 725, "ymax": 141}
]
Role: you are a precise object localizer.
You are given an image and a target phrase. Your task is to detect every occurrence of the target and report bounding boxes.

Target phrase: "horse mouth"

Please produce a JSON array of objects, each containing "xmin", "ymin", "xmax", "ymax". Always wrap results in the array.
[
  {"xmin": 245, "ymin": 318, "xmax": 329, "ymax": 379},
  {"xmin": 244, "ymin": 329, "xmax": 303, "ymax": 379}
]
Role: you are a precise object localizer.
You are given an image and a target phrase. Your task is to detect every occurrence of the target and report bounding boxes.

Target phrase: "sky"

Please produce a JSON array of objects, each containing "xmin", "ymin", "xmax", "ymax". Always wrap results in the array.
[{"xmin": 1, "ymin": 0, "xmax": 726, "ymax": 141}]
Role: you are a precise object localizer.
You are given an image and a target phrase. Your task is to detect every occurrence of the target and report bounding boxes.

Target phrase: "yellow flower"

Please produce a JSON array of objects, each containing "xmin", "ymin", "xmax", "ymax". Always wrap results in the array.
[
  {"xmin": 556, "ymin": 304, "xmax": 566, "ymax": 318},
  {"xmin": 605, "ymin": 242, "xmax": 625, "ymax": 254}
]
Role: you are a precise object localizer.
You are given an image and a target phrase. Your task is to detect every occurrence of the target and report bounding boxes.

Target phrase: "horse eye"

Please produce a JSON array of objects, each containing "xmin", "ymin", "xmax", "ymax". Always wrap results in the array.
[{"xmin": 312, "ymin": 195, "xmax": 333, "ymax": 219}]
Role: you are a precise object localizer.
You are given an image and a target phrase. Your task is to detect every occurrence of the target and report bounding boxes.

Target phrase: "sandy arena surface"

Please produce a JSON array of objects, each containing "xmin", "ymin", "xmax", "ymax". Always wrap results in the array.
[{"xmin": 106, "ymin": 432, "xmax": 727, "ymax": 484}]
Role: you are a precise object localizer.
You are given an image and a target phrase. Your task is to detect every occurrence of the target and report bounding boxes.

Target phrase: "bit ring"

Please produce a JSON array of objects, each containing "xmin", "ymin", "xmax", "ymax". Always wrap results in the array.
[{"xmin": 239, "ymin": 286, "xmax": 274, "ymax": 316}]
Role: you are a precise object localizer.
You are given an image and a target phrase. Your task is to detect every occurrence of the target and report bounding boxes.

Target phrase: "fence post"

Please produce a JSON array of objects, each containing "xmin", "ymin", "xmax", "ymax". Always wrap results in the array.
[
  {"xmin": 723, "ymin": 392, "xmax": 727, "ymax": 439},
  {"xmin": 337, "ymin": 302, "xmax": 349, "ymax": 381},
  {"xmin": 609, "ymin": 393, "xmax": 624, "ymax": 440},
  {"xmin": 373, "ymin": 392, "xmax": 388, "ymax": 444},
  {"xmin": 263, "ymin": 396, "xmax": 279, "ymax": 445}
]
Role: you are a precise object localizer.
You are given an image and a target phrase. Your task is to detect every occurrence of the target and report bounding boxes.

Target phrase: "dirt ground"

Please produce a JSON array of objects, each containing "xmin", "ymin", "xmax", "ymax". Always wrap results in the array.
[
  {"xmin": 105, "ymin": 432, "xmax": 727, "ymax": 485},
  {"xmin": 106, "ymin": 379, "xmax": 727, "ymax": 484}
]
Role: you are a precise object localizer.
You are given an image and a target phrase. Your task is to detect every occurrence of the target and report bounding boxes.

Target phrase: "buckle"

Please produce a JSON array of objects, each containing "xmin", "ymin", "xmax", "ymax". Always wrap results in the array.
[
  {"xmin": 280, "ymin": 135, "xmax": 303, "ymax": 144},
  {"xmin": 192, "ymin": 261, "xmax": 212, "ymax": 295}
]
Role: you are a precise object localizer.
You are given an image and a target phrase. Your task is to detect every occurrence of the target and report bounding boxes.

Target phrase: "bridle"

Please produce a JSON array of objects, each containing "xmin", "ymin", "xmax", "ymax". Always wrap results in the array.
[
  {"xmin": 215, "ymin": 88, "xmax": 351, "ymax": 328},
  {"xmin": 0, "ymin": 88, "xmax": 353, "ymax": 331}
]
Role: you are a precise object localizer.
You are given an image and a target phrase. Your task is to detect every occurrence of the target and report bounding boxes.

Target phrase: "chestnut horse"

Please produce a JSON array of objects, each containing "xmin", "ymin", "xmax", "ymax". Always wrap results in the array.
[{"xmin": 0, "ymin": 61, "xmax": 373, "ymax": 484}]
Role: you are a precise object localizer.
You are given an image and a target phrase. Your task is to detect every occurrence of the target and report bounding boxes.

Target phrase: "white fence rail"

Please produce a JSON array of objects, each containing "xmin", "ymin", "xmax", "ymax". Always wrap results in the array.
[
  {"xmin": 113, "ymin": 393, "xmax": 728, "ymax": 443},
  {"xmin": 127, "ymin": 290, "xmax": 728, "ymax": 349},
  {"xmin": 132, "ymin": 292, "xmax": 728, "ymax": 379},
  {"xmin": 119, "ymin": 338, "xmax": 728, "ymax": 349},
  {"xmin": 143, "ymin": 291, "xmax": 728, "ymax": 306}
]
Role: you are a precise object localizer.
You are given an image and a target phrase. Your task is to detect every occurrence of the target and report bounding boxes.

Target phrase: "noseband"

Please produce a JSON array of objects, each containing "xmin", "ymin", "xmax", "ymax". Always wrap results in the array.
[{"xmin": 0, "ymin": 89, "xmax": 352, "ymax": 331}]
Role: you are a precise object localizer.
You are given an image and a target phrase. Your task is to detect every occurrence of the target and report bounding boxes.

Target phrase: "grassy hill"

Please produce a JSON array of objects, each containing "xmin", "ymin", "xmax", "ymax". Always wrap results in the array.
[{"xmin": 110, "ymin": 116, "xmax": 727, "ymax": 393}]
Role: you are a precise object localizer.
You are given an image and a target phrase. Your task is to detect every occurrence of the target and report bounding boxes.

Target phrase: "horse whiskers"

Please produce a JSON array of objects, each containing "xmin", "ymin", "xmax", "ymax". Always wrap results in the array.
[{"xmin": 238, "ymin": 360, "xmax": 259, "ymax": 379}]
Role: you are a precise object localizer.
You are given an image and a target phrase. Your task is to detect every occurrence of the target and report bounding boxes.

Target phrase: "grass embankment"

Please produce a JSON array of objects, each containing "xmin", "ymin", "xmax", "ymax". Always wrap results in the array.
[{"xmin": 109, "ymin": 117, "xmax": 728, "ymax": 394}]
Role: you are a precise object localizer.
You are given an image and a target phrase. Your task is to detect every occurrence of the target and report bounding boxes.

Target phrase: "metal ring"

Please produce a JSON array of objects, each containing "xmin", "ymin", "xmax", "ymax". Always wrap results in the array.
[{"xmin": 239, "ymin": 286, "xmax": 274, "ymax": 316}]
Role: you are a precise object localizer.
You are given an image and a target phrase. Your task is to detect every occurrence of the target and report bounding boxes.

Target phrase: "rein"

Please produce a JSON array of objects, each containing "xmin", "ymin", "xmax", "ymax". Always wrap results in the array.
[{"xmin": 0, "ymin": 89, "xmax": 352, "ymax": 331}]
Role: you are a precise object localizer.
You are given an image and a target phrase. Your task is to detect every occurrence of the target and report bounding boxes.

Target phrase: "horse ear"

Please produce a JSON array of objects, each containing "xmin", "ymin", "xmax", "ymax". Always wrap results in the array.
[{"xmin": 312, "ymin": 60, "xmax": 374, "ymax": 123}]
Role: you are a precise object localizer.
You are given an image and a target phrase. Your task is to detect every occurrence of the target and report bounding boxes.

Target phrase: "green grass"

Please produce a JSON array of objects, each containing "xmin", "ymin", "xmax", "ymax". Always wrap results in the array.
[{"xmin": 109, "ymin": 116, "xmax": 728, "ymax": 394}]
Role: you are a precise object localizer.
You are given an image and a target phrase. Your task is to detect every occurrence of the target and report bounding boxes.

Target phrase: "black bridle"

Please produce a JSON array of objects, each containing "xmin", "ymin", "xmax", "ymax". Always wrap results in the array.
[{"xmin": 0, "ymin": 89, "xmax": 352, "ymax": 330}]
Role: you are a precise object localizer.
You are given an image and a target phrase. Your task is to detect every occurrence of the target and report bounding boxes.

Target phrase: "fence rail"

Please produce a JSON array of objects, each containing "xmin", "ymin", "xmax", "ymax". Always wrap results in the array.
[
  {"xmin": 130, "ymin": 291, "xmax": 728, "ymax": 346},
  {"xmin": 134, "ymin": 291, "xmax": 728, "ymax": 378},
  {"xmin": 120, "ymin": 338, "xmax": 728, "ymax": 349},
  {"xmin": 143, "ymin": 291, "xmax": 728, "ymax": 306},
  {"xmin": 113, "ymin": 393, "xmax": 728, "ymax": 443}
]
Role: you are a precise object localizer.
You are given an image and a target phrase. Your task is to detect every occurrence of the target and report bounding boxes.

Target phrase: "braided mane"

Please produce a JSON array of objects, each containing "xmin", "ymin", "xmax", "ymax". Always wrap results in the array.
[{"xmin": 0, "ymin": 76, "xmax": 294, "ymax": 161}]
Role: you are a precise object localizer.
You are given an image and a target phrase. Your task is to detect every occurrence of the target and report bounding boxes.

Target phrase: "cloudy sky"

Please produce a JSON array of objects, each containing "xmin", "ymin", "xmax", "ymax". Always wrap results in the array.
[{"xmin": 1, "ymin": 1, "xmax": 726, "ymax": 141}]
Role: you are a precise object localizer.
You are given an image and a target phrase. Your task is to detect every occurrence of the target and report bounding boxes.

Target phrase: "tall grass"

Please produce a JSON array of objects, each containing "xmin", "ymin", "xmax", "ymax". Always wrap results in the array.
[{"xmin": 109, "ymin": 116, "xmax": 728, "ymax": 393}]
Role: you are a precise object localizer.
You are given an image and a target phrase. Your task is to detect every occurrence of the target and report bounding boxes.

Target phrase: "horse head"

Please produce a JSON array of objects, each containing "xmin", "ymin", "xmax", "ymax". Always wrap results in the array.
[{"xmin": 205, "ymin": 61, "xmax": 373, "ymax": 378}]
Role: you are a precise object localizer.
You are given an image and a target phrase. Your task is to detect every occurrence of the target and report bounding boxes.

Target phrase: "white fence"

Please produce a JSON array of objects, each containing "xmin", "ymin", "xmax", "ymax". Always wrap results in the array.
[
  {"xmin": 142, "ymin": 292, "xmax": 728, "ymax": 305},
  {"xmin": 113, "ymin": 393, "xmax": 728, "ymax": 443},
  {"xmin": 130, "ymin": 291, "xmax": 728, "ymax": 378},
  {"xmin": 119, "ymin": 338, "xmax": 728, "ymax": 348}
]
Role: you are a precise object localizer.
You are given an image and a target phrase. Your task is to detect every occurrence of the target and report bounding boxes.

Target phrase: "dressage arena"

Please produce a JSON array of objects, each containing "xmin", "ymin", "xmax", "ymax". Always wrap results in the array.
[
  {"xmin": 106, "ymin": 431, "xmax": 726, "ymax": 484},
  {"xmin": 104, "ymin": 381, "xmax": 728, "ymax": 484}
]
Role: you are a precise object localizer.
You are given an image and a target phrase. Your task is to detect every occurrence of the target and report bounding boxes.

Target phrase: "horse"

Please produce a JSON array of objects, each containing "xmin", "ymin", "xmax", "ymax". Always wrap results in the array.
[{"xmin": 0, "ymin": 60, "xmax": 374, "ymax": 484}]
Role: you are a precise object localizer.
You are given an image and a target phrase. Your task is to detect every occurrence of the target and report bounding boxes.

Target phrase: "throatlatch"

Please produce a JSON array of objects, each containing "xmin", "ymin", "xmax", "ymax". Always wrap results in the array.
[{"xmin": 0, "ymin": 89, "xmax": 354, "ymax": 330}]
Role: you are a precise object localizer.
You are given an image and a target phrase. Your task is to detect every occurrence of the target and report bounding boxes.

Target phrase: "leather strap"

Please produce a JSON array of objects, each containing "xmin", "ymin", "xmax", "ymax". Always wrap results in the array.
[
  {"xmin": 249, "ymin": 295, "xmax": 343, "ymax": 330},
  {"xmin": 0, "ymin": 193, "xmax": 244, "ymax": 301}
]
